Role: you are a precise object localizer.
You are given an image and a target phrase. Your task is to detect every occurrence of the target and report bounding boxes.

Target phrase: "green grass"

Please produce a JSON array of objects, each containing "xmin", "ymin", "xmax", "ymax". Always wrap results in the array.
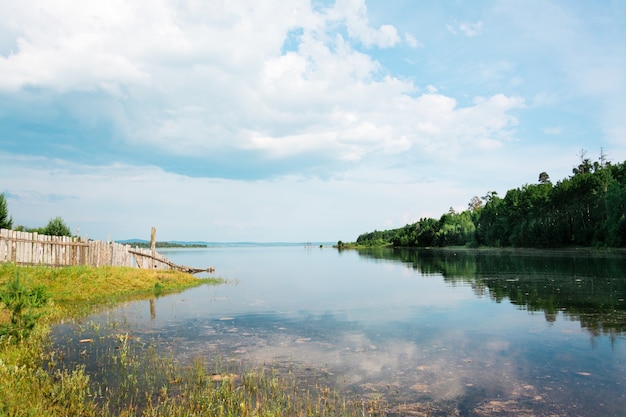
[
  {"xmin": 0, "ymin": 264, "xmax": 389, "ymax": 416},
  {"xmin": 0, "ymin": 263, "xmax": 218, "ymax": 303},
  {"xmin": 0, "ymin": 263, "xmax": 220, "ymax": 320}
]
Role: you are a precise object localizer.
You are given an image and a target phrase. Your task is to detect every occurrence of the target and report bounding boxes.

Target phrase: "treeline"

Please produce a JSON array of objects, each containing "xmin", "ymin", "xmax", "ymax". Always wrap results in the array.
[
  {"xmin": 124, "ymin": 241, "xmax": 208, "ymax": 248},
  {"xmin": 354, "ymin": 153, "xmax": 626, "ymax": 248}
]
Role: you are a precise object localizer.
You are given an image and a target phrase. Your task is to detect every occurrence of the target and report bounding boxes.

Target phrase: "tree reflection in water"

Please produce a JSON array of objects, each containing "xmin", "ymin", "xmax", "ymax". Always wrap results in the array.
[{"xmin": 356, "ymin": 247, "xmax": 626, "ymax": 338}]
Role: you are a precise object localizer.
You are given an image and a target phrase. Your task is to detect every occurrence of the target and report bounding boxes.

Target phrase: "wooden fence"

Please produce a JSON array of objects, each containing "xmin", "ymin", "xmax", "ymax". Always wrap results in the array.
[{"xmin": 0, "ymin": 228, "xmax": 177, "ymax": 270}]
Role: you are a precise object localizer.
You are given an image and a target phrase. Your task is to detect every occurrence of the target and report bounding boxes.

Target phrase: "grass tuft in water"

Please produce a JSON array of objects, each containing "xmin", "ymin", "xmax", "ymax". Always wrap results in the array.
[{"xmin": 50, "ymin": 325, "xmax": 389, "ymax": 416}]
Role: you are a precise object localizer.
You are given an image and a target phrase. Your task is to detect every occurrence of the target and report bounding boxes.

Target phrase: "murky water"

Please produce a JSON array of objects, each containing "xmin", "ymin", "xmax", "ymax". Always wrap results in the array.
[{"xmin": 53, "ymin": 246, "xmax": 626, "ymax": 416}]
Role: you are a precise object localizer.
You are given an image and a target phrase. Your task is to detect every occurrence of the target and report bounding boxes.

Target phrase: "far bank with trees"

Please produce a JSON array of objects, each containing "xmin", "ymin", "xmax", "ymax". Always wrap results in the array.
[{"xmin": 350, "ymin": 151, "xmax": 626, "ymax": 249}]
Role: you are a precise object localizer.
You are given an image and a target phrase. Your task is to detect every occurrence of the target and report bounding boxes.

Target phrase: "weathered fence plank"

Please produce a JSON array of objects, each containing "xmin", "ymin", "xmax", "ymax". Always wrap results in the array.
[{"xmin": 0, "ymin": 229, "xmax": 7, "ymax": 262}]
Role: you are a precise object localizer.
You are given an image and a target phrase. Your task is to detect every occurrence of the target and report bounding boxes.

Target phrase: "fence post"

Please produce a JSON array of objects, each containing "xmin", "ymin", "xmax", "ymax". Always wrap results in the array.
[{"xmin": 150, "ymin": 226, "xmax": 157, "ymax": 269}]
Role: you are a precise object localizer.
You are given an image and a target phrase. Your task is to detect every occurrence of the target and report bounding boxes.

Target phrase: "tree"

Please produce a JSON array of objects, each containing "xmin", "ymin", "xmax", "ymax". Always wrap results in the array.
[
  {"xmin": 538, "ymin": 172, "xmax": 551, "ymax": 185},
  {"xmin": 0, "ymin": 192, "xmax": 13, "ymax": 230},
  {"xmin": 603, "ymin": 176, "xmax": 626, "ymax": 246},
  {"xmin": 43, "ymin": 216, "xmax": 72, "ymax": 237},
  {"xmin": 573, "ymin": 149, "xmax": 593, "ymax": 175},
  {"xmin": 599, "ymin": 147, "xmax": 609, "ymax": 169},
  {"xmin": 0, "ymin": 273, "xmax": 49, "ymax": 341},
  {"xmin": 350, "ymin": 156, "xmax": 626, "ymax": 248},
  {"xmin": 468, "ymin": 196, "xmax": 483, "ymax": 212},
  {"xmin": 482, "ymin": 191, "xmax": 498, "ymax": 204}
]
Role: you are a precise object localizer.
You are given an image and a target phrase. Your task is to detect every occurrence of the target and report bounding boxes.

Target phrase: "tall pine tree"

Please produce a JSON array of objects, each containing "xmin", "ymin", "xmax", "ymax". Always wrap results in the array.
[{"xmin": 0, "ymin": 193, "xmax": 13, "ymax": 230}]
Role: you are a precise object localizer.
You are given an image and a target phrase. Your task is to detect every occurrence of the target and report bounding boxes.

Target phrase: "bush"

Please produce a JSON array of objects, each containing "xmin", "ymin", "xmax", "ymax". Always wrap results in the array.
[
  {"xmin": 43, "ymin": 216, "xmax": 72, "ymax": 237},
  {"xmin": 0, "ymin": 273, "xmax": 49, "ymax": 341}
]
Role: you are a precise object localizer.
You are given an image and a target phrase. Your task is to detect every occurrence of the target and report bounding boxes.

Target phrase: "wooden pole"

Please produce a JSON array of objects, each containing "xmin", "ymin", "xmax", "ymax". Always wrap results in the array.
[{"xmin": 150, "ymin": 227, "xmax": 156, "ymax": 268}]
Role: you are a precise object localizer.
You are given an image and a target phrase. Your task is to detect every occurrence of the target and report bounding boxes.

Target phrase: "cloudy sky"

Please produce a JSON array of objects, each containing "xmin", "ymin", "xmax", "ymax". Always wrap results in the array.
[{"xmin": 1, "ymin": 0, "xmax": 625, "ymax": 242}]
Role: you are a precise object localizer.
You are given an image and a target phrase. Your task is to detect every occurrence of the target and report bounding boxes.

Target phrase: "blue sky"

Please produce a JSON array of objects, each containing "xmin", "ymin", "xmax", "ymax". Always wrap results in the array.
[{"xmin": 1, "ymin": 0, "xmax": 625, "ymax": 242}]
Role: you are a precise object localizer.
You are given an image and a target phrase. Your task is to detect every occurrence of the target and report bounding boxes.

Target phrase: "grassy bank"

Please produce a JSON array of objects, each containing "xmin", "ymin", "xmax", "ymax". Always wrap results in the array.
[
  {"xmin": 0, "ymin": 264, "xmax": 387, "ymax": 416},
  {"xmin": 0, "ymin": 263, "xmax": 221, "ymax": 320}
]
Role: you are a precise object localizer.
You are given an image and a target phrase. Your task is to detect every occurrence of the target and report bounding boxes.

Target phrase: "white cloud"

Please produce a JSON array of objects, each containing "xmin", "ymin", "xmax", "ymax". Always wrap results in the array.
[
  {"xmin": 0, "ymin": 0, "xmax": 525, "ymax": 175},
  {"xmin": 327, "ymin": 0, "xmax": 401, "ymax": 48},
  {"xmin": 0, "ymin": 0, "xmax": 307, "ymax": 92},
  {"xmin": 445, "ymin": 24, "xmax": 456, "ymax": 35},
  {"xmin": 447, "ymin": 20, "xmax": 483, "ymax": 37},
  {"xmin": 459, "ymin": 21, "xmax": 483, "ymax": 37},
  {"xmin": 404, "ymin": 32, "xmax": 423, "ymax": 48}
]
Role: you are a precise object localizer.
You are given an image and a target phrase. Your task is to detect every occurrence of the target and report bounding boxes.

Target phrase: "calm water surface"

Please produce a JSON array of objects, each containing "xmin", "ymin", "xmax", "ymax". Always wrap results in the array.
[{"xmin": 54, "ymin": 246, "xmax": 626, "ymax": 416}]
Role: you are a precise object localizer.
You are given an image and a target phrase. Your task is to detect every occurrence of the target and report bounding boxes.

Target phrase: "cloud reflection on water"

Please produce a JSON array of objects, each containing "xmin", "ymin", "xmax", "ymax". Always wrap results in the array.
[
  {"xmin": 55, "ymin": 246, "xmax": 626, "ymax": 415},
  {"xmin": 130, "ymin": 306, "xmax": 550, "ymax": 409}
]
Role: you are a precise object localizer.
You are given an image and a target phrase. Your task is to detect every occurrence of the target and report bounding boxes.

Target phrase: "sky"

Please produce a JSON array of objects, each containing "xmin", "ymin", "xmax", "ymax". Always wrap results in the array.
[{"xmin": 1, "ymin": 0, "xmax": 625, "ymax": 242}]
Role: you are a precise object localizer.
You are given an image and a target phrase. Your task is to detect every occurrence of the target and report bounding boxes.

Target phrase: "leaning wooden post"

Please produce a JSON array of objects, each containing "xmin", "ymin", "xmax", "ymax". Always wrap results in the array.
[{"xmin": 150, "ymin": 227, "xmax": 157, "ymax": 269}]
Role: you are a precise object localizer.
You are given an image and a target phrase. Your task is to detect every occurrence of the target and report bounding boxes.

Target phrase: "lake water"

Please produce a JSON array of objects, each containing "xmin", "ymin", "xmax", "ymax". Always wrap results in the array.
[{"xmin": 53, "ymin": 246, "xmax": 626, "ymax": 416}]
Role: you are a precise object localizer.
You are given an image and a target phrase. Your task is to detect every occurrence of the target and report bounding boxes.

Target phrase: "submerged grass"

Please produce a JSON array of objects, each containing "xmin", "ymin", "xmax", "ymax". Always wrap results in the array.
[
  {"xmin": 0, "ymin": 263, "xmax": 389, "ymax": 416},
  {"xmin": 53, "ymin": 331, "xmax": 389, "ymax": 417}
]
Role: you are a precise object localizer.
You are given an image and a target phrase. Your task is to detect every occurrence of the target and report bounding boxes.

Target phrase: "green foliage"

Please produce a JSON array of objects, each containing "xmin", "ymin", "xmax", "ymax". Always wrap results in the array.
[
  {"xmin": 43, "ymin": 216, "xmax": 72, "ymax": 237},
  {"xmin": 153, "ymin": 281, "xmax": 164, "ymax": 296},
  {"xmin": 475, "ymin": 159, "xmax": 625, "ymax": 248},
  {"xmin": 14, "ymin": 225, "xmax": 46, "ymax": 234},
  {"xmin": 0, "ymin": 273, "xmax": 49, "ymax": 341},
  {"xmin": 538, "ymin": 171, "xmax": 551, "ymax": 184},
  {"xmin": 604, "ymin": 181, "xmax": 626, "ymax": 246},
  {"xmin": 0, "ymin": 192, "xmax": 13, "ymax": 230},
  {"xmin": 355, "ymin": 212, "xmax": 476, "ymax": 248},
  {"xmin": 353, "ymin": 155, "xmax": 626, "ymax": 248},
  {"xmin": 355, "ymin": 229, "xmax": 396, "ymax": 246},
  {"xmin": 14, "ymin": 217, "xmax": 72, "ymax": 236}
]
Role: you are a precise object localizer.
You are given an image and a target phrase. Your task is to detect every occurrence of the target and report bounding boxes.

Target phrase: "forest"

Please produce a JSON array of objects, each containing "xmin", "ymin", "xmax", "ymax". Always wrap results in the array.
[{"xmin": 353, "ymin": 152, "xmax": 626, "ymax": 248}]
